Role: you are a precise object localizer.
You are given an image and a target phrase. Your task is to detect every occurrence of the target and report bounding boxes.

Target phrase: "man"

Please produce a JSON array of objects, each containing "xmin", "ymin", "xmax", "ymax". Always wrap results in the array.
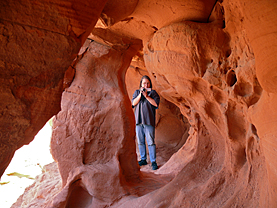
[{"xmin": 132, "ymin": 75, "xmax": 160, "ymax": 170}]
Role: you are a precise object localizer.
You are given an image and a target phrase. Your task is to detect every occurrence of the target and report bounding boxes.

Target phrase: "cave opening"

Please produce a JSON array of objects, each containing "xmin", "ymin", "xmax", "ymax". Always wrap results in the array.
[
  {"xmin": 0, "ymin": 121, "xmax": 54, "ymax": 208},
  {"xmin": 65, "ymin": 180, "xmax": 93, "ymax": 208},
  {"xmin": 226, "ymin": 69, "xmax": 237, "ymax": 87},
  {"xmin": 125, "ymin": 65, "xmax": 190, "ymax": 171}
]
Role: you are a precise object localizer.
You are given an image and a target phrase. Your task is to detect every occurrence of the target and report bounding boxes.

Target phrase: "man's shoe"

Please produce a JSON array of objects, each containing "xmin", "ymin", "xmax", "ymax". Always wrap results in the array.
[
  {"xmin": 138, "ymin": 160, "xmax": 147, "ymax": 166},
  {"xmin": 151, "ymin": 162, "xmax": 158, "ymax": 170}
]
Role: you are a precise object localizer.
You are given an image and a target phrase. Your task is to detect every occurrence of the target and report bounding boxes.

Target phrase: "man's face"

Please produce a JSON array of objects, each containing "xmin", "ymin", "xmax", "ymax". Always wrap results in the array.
[{"xmin": 141, "ymin": 79, "xmax": 150, "ymax": 88}]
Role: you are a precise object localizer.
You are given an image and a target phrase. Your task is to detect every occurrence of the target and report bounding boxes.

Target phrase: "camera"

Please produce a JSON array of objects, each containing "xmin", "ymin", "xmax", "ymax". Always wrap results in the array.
[{"xmin": 141, "ymin": 88, "xmax": 151, "ymax": 92}]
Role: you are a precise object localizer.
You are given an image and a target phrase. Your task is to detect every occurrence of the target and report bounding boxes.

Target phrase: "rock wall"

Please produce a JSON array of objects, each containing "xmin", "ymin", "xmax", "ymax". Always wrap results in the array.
[
  {"xmin": 0, "ymin": 0, "xmax": 107, "ymax": 177},
  {"xmin": 49, "ymin": 35, "xmax": 143, "ymax": 207},
  {"xmin": 3, "ymin": 0, "xmax": 277, "ymax": 207},
  {"xmin": 138, "ymin": 14, "xmax": 265, "ymax": 208}
]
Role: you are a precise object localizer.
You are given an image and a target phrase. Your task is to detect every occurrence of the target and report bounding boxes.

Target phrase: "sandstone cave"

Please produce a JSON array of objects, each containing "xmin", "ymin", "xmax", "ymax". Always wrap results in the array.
[{"xmin": 1, "ymin": 0, "xmax": 277, "ymax": 207}]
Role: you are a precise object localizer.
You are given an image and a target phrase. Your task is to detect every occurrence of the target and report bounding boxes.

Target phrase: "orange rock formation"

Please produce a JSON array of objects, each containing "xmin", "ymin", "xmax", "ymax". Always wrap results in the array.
[{"xmin": 1, "ymin": 0, "xmax": 277, "ymax": 207}]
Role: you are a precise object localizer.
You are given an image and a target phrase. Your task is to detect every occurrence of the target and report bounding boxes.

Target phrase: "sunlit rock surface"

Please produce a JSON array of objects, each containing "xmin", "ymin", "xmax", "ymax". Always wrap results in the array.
[
  {"xmin": 2, "ymin": 0, "xmax": 277, "ymax": 207},
  {"xmin": 11, "ymin": 162, "xmax": 61, "ymax": 208}
]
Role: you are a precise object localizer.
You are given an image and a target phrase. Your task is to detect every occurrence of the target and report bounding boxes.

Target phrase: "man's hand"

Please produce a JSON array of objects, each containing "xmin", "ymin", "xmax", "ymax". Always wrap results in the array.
[
  {"xmin": 141, "ymin": 88, "xmax": 148, "ymax": 97},
  {"xmin": 141, "ymin": 88, "xmax": 158, "ymax": 107}
]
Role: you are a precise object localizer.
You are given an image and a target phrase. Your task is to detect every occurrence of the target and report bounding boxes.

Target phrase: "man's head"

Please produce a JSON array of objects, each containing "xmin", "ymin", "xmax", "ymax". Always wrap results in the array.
[{"xmin": 140, "ymin": 75, "xmax": 152, "ymax": 89}]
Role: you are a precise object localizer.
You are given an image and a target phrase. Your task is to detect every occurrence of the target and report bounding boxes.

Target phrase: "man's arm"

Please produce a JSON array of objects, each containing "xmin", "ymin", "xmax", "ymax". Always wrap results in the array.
[
  {"xmin": 142, "ymin": 91, "xmax": 158, "ymax": 107},
  {"xmin": 132, "ymin": 91, "xmax": 142, "ymax": 106}
]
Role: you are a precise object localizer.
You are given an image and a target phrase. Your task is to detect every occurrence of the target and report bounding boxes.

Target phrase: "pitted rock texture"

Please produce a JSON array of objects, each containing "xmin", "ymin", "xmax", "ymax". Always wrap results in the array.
[
  {"xmin": 49, "ymin": 38, "xmax": 143, "ymax": 207},
  {"xmin": 2, "ymin": 0, "xmax": 277, "ymax": 207}
]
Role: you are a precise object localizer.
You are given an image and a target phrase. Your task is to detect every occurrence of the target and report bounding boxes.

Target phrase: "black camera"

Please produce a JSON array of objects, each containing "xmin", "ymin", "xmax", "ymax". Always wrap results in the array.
[{"xmin": 141, "ymin": 88, "xmax": 151, "ymax": 92}]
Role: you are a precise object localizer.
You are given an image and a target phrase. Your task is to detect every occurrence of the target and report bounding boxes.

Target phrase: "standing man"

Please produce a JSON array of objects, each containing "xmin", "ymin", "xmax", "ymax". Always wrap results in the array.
[{"xmin": 132, "ymin": 75, "xmax": 160, "ymax": 170}]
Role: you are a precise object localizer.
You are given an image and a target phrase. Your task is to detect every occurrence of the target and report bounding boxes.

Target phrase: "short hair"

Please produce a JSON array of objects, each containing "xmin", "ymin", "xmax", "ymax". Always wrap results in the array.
[{"xmin": 139, "ymin": 75, "xmax": 152, "ymax": 88}]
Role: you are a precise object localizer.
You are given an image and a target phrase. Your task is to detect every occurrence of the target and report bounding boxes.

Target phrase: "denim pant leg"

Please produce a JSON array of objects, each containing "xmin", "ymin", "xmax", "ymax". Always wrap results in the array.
[
  {"xmin": 136, "ymin": 124, "xmax": 147, "ymax": 161},
  {"xmin": 144, "ymin": 125, "xmax": 156, "ymax": 163}
]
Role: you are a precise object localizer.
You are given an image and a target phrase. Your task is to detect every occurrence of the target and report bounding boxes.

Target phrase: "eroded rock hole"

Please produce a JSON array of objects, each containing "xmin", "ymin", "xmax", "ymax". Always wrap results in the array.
[
  {"xmin": 148, "ymin": 42, "xmax": 154, "ymax": 53},
  {"xmin": 251, "ymin": 124, "xmax": 258, "ymax": 136},
  {"xmin": 226, "ymin": 70, "xmax": 237, "ymax": 87},
  {"xmin": 234, "ymin": 81, "xmax": 252, "ymax": 97},
  {"xmin": 226, "ymin": 49, "xmax": 231, "ymax": 58},
  {"xmin": 65, "ymin": 180, "xmax": 92, "ymax": 208}
]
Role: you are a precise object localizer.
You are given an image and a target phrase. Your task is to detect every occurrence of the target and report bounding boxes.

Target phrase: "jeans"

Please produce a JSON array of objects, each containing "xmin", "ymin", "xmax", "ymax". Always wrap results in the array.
[{"xmin": 136, "ymin": 124, "xmax": 156, "ymax": 163}]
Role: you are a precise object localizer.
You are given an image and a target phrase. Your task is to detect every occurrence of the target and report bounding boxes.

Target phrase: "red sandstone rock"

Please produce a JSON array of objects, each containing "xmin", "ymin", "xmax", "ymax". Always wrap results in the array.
[
  {"xmin": 2, "ymin": 0, "xmax": 277, "ymax": 207},
  {"xmin": 49, "ymin": 36, "xmax": 142, "ymax": 206},
  {"xmin": 0, "ymin": 0, "xmax": 108, "ymax": 178},
  {"xmin": 11, "ymin": 162, "xmax": 62, "ymax": 208}
]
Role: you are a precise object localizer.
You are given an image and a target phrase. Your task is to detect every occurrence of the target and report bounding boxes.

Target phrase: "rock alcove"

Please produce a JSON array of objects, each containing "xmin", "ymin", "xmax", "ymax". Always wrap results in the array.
[{"xmin": 1, "ymin": 0, "xmax": 277, "ymax": 207}]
